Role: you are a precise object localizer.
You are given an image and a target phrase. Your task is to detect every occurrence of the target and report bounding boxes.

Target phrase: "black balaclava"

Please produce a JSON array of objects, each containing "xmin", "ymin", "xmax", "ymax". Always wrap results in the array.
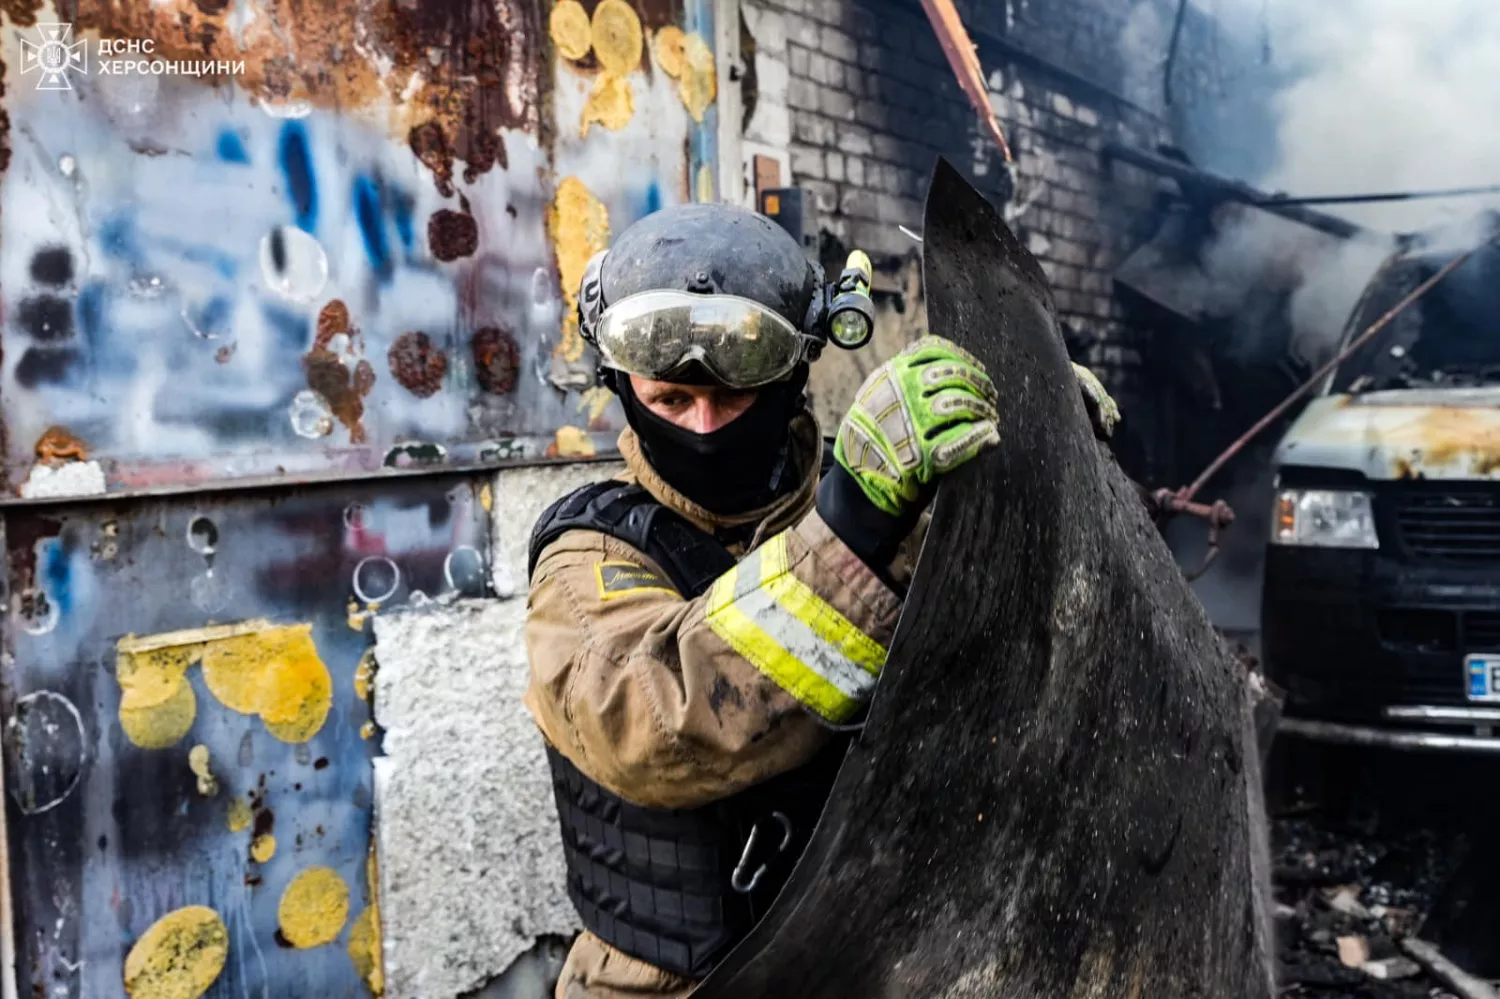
[{"xmin": 617, "ymin": 366, "xmax": 810, "ymax": 516}]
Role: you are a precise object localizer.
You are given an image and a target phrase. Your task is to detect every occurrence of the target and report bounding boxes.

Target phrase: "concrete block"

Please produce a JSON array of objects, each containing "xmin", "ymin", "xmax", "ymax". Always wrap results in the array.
[
  {"xmin": 819, "ymin": 25, "xmax": 860, "ymax": 62},
  {"xmin": 374, "ymin": 460, "xmax": 624, "ymax": 999},
  {"xmin": 788, "ymin": 76, "xmax": 820, "ymax": 112},
  {"xmin": 840, "ymin": 186, "xmax": 879, "ymax": 220},
  {"xmin": 1076, "ymin": 104, "xmax": 1100, "ymax": 127},
  {"xmin": 819, "ymin": 87, "xmax": 855, "ymax": 119},
  {"xmin": 756, "ymin": 52, "xmax": 790, "ymax": 104},
  {"xmin": 1052, "ymin": 93, "xmax": 1075, "ymax": 119},
  {"xmin": 792, "ymin": 109, "xmax": 836, "ymax": 146},
  {"xmin": 787, "ymin": 41, "xmax": 810, "ymax": 78},
  {"xmin": 808, "ymin": 51, "xmax": 842, "ymax": 87},
  {"xmin": 803, "ymin": 178, "xmax": 840, "ymax": 214},
  {"xmin": 845, "ymin": 155, "xmax": 865, "ymax": 186},
  {"xmin": 747, "ymin": 100, "xmax": 792, "ymax": 148},
  {"xmin": 826, "ymin": 151, "xmax": 845, "ymax": 183},
  {"xmin": 783, "ymin": 11, "xmax": 821, "ymax": 49},
  {"xmin": 791, "ymin": 145, "xmax": 825, "ymax": 181}
]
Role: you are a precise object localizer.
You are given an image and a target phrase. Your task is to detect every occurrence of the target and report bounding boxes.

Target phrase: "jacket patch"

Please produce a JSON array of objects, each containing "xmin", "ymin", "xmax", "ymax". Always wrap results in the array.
[{"xmin": 595, "ymin": 561, "xmax": 676, "ymax": 600}]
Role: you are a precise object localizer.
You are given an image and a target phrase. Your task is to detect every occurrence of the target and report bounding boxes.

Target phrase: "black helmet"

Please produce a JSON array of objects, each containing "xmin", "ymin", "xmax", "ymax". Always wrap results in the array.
[{"xmin": 578, "ymin": 203, "xmax": 875, "ymax": 389}]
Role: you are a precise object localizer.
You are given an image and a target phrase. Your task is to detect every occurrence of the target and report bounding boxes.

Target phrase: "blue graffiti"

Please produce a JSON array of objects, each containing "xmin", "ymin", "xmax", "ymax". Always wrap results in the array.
[
  {"xmin": 96, "ymin": 212, "xmax": 144, "ymax": 267},
  {"xmin": 259, "ymin": 301, "xmax": 311, "ymax": 351},
  {"xmin": 278, "ymin": 122, "xmax": 318, "ymax": 233},
  {"xmin": 392, "ymin": 189, "xmax": 416, "ymax": 252},
  {"xmin": 352, "ymin": 175, "xmax": 392, "ymax": 281},
  {"xmin": 216, "ymin": 130, "xmax": 249, "ymax": 165},
  {"xmin": 645, "ymin": 179, "xmax": 663, "ymax": 216},
  {"xmin": 40, "ymin": 539, "xmax": 71, "ymax": 617}
]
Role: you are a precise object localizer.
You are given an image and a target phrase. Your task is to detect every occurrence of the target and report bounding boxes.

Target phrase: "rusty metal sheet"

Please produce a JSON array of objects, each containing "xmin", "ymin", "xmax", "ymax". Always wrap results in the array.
[
  {"xmin": 0, "ymin": 0, "xmax": 720, "ymax": 501},
  {"xmin": 1, "ymin": 473, "xmax": 491, "ymax": 996}
]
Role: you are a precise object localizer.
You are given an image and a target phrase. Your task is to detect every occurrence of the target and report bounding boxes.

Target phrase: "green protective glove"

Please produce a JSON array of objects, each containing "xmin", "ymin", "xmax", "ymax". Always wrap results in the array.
[
  {"xmin": 834, "ymin": 335, "xmax": 1001, "ymax": 517},
  {"xmin": 1073, "ymin": 362, "xmax": 1120, "ymax": 439}
]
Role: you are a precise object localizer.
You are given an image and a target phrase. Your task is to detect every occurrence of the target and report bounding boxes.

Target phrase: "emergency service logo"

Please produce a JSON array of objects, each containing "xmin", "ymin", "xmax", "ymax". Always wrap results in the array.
[
  {"xmin": 14, "ymin": 24, "xmax": 246, "ymax": 92},
  {"xmin": 18, "ymin": 23, "xmax": 87, "ymax": 92}
]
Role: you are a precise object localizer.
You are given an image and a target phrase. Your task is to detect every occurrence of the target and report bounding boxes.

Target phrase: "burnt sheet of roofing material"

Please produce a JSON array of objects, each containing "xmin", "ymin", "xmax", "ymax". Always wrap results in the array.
[
  {"xmin": 698, "ymin": 160, "xmax": 1275, "ymax": 999},
  {"xmin": 2, "ymin": 473, "xmax": 490, "ymax": 997}
]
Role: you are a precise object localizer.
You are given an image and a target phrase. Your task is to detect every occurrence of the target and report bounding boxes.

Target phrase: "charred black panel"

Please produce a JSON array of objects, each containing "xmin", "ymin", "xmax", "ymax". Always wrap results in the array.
[{"xmin": 699, "ymin": 160, "xmax": 1274, "ymax": 998}]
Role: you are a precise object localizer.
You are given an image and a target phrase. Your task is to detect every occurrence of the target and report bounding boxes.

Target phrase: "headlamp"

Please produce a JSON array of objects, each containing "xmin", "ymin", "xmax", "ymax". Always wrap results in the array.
[{"xmin": 826, "ymin": 250, "xmax": 875, "ymax": 350}]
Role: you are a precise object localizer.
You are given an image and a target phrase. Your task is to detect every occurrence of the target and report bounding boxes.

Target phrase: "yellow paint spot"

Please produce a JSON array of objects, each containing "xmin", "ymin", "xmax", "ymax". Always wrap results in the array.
[
  {"xmin": 120, "ymin": 680, "xmax": 197, "ymax": 750},
  {"xmin": 590, "ymin": 0, "xmax": 643, "ymax": 75},
  {"xmin": 278, "ymin": 867, "xmax": 350, "ymax": 949},
  {"xmin": 548, "ymin": 0, "xmax": 592, "ymax": 61},
  {"xmin": 578, "ymin": 385, "xmax": 614, "ymax": 424},
  {"xmin": 360, "ymin": 721, "xmax": 377, "ymax": 740},
  {"xmin": 251, "ymin": 834, "xmax": 277, "ymax": 863},
  {"xmin": 353, "ymin": 649, "xmax": 376, "ymax": 704},
  {"xmin": 123, "ymin": 905, "xmax": 228, "ymax": 999},
  {"xmin": 116, "ymin": 620, "xmax": 332, "ymax": 747},
  {"xmin": 201, "ymin": 624, "xmax": 333, "ymax": 745},
  {"xmin": 348, "ymin": 843, "xmax": 385, "ymax": 994},
  {"xmin": 695, "ymin": 163, "xmax": 716, "ymax": 205},
  {"xmin": 188, "ymin": 744, "xmax": 217, "ymax": 797},
  {"xmin": 479, "ymin": 483, "xmax": 493, "ymax": 513},
  {"xmin": 554, "ymin": 426, "xmax": 597, "ymax": 458},
  {"xmin": 548, "ymin": 177, "xmax": 611, "ymax": 364},
  {"xmin": 227, "ymin": 797, "xmax": 253, "ymax": 833},
  {"xmin": 678, "ymin": 32, "xmax": 717, "ymax": 123},
  {"xmin": 581, "ymin": 73, "xmax": 635, "ymax": 137},
  {"xmin": 654, "ymin": 25, "xmax": 686, "ymax": 78},
  {"xmin": 116, "ymin": 640, "xmax": 204, "ymax": 750}
]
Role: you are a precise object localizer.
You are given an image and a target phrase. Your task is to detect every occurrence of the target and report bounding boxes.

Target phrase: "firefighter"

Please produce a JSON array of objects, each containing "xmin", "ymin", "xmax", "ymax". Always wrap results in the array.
[{"xmin": 523, "ymin": 202, "xmax": 1118, "ymax": 999}]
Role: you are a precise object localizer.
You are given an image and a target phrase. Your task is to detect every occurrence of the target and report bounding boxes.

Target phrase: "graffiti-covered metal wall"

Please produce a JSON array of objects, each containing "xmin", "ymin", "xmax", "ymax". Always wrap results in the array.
[{"xmin": 0, "ymin": 0, "xmax": 725, "ymax": 993}]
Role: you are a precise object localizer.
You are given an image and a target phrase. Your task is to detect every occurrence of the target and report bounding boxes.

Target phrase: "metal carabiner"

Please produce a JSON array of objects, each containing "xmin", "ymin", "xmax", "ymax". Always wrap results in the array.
[{"xmin": 730, "ymin": 811, "xmax": 793, "ymax": 894}]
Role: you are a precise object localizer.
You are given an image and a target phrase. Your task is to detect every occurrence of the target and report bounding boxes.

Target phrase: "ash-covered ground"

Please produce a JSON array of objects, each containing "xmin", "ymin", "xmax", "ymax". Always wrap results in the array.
[{"xmin": 1269, "ymin": 742, "xmax": 1500, "ymax": 997}]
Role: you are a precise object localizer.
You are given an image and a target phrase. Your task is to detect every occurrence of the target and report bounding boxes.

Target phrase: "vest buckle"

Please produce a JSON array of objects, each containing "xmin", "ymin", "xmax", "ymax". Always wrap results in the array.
[{"xmin": 730, "ymin": 810, "xmax": 793, "ymax": 894}]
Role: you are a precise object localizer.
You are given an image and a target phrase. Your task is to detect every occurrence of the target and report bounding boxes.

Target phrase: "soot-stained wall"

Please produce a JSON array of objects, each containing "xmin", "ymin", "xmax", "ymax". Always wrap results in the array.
[{"xmin": 740, "ymin": 0, "xmax": 1190, "ymax": 482}]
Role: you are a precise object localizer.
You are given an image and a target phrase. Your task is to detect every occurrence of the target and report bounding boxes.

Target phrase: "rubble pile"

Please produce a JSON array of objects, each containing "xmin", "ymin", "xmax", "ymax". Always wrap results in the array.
[
  {"xmin": 1269, "ymin": 748, "xmax": 1500, "ymax": 999},
  {"xmin": 1274, "ymin": 818, "xmax": 1458, "ymax": 997}
]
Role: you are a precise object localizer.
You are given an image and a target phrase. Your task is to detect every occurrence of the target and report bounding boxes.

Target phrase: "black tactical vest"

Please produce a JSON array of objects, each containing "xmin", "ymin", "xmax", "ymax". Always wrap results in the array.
[{"xmin": 528, "ymin": 461, "xmax": 846, "ymax": 980}]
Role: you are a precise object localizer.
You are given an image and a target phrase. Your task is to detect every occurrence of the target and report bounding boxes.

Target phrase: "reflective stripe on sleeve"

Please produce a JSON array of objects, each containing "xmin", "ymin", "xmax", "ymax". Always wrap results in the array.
[{"xmin": 705, "ymin": 533, "xmax": 888, "ymax": 723}]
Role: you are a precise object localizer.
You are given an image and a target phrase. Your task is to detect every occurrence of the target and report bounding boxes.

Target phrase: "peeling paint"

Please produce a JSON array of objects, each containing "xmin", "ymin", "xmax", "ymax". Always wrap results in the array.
[
  {"xmin": 579, "ymin": 385, "xmax": 615, "ymax": 426},
  {"xmin": 19, "ymin": 459, "xmax": 107, "ymax": 499},
  {"xmin": 188, "ymin": 744, "xmax": 218, "ymax": 796},
  {"xmin": 353, "ymin": 649, "xmax": 376, "ymax": 704},
  {"xmin": 117, "ymin": 620, "xmax": 333, "ymax": 747},
  {"xmin": 278, "ymin": 866, "xmax": 350, "ymax": 949},
  {"xmin": 251, "ymin": 833, "xmax": 277, "ymax": 863},
  {"xmin": 122, "ymin": 906, "xmax": 229, "ymax": 999},
  {"xmin": 581, "ymin": 74, "xmax": 636, "ymax": 137},
  {"xmin": 547, "ymin": 177, "xmax": 611, "ymax": 364},
  {"xmin": 1277, "ymin": 391, "xmax": 1500, "ymax": 480},
  {"xmin": 591, "ymin": 0, "xmax": 644, "ymax": 74},
  {"xmin": 34, "ymin": 426, "xmax": 88, "ymax": 465},
  {"xmin": 654, "ymin": 25, "xmax": 686, "ymax": 77},
  {"xmin": 347, "ymin": 845, "xmax": 385, "ymax": 995},
  {"xmin": 550, "ymin": 0, "xmax": 593, "ymax": 62},
  {"xmin": 201, "ymin": 623, "xmax": 333, "ymax": 744}
]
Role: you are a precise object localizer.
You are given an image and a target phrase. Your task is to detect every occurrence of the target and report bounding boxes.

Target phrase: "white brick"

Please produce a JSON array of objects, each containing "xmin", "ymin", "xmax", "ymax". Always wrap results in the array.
[
  {"xmin": 742, "ymin": 3, "xmax": 788, "ymax": 56},
  {"xmin": 826, "ymin": 151, "xmax": 845, "ymax": 182},
  {"xmin": 746, "ymin": 101, "xmax": 792, "ymax": 148},
  {"xmin": 1076, "ymin": 104, "xmax": 1099, "ymax": 127},
  {"xmin": 1052, "ymin": 93, "xmax": 1075, "ymax": 118},
  {"xmin": 756, "ymin": 53, "xmax": 790, "ymax": 104},
  {"xmin": 846, "ymin": 156, "xmax": 865, "ymax": 186},
  {"xmin": 835, "ymin": 126, "xmax": 874, "ymax": 157}
]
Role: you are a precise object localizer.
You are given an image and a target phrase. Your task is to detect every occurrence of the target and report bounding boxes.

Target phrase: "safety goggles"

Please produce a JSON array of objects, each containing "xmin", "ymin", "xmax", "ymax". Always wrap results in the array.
[{"xmin": 593, "ymin": 290, "xmax": 822, "ymax": 389}]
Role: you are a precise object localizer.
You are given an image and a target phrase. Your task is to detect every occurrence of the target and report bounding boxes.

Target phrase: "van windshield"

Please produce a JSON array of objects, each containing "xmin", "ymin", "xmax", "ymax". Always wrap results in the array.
[{"xmin": 1332, "ymin": 242, "xmax": 1500, "ymax": 393}]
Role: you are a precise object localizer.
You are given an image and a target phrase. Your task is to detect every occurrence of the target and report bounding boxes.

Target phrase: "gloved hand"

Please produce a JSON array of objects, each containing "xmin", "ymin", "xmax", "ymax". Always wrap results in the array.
[
  {"xmin": 1073, "ymin": 362, "xmax": 1120, "ymax": 439},
  {"xmin": 835, "ymin": 335, "xmax": 1000, "ymax": 517}
]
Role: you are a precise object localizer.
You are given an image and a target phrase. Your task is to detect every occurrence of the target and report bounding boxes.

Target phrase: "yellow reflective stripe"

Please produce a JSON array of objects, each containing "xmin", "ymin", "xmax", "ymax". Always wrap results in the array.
[
  {"xmin": 703, "ymin": 532, "xmax": 887, "ymax": 723},
  {"xmin": 706, "ymin": 584, "xmax": 864, "ymax": 723},
  {"xmin": 757, "ymin": 534, "xmax": 886, "ymax": 675}
]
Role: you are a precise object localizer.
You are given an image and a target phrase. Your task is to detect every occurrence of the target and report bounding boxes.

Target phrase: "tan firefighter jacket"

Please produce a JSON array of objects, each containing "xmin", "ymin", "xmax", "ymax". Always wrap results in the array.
[{"xmin": 524, "ymin": 412, "xmax": 914, "ymax": 999}]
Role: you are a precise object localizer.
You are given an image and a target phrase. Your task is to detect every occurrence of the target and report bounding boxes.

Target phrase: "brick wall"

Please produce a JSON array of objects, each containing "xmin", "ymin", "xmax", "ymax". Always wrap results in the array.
[{"xmin": 738, "ymin": 0, "xmax": 1187, "ymax": 481}]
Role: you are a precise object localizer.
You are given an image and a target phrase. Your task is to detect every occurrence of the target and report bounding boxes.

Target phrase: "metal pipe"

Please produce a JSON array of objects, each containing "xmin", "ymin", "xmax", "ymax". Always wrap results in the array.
[
  {"xmin": 1179, "ymin": 241, "xmax": 1487, "ymax": 503},
  {"xmin": 1100, "ymin": 143, "xmax": 1368, "ymax": 240},
  {"xmin": 1277, "ymin": 717, "xmax": 1500, "ymax": 753},
  {"xmin": 1385, "ymin": 705, "xmax": 1500, "ymax": 724},
  {"xmin": 1256, "ymin": 183, "xmax": 1500, "ymax": 208},
  {"xmin": 1400, "ymin": 939, "xmax": 1500, "ymax": 999}
]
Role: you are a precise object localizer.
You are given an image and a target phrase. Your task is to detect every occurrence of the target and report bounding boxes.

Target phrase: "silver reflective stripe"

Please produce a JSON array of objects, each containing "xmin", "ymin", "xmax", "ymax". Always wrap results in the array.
[{"xmin": 733, "ymin": 586, "xmax": 877, "ymax": 702}]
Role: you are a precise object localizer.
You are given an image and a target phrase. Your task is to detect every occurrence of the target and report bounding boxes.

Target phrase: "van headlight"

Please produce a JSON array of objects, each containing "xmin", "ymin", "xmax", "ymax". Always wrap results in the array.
[{"xmin": 1272, "ymin": 489, "xmax": 1379, "ymax": 549}]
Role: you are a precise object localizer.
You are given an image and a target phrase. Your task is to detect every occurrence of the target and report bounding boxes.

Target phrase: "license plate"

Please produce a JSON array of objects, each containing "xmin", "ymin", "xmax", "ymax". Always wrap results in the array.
[{"xmin": 1466, "ymin": 654, "xmax": 1500, "ymax": 702}]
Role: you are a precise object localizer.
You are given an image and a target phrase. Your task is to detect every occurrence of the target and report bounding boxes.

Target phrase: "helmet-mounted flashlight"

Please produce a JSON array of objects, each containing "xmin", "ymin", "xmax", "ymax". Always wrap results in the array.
[{"xmin": 826, "ymin": 250, "xmax": 875, "ymax": 350}]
